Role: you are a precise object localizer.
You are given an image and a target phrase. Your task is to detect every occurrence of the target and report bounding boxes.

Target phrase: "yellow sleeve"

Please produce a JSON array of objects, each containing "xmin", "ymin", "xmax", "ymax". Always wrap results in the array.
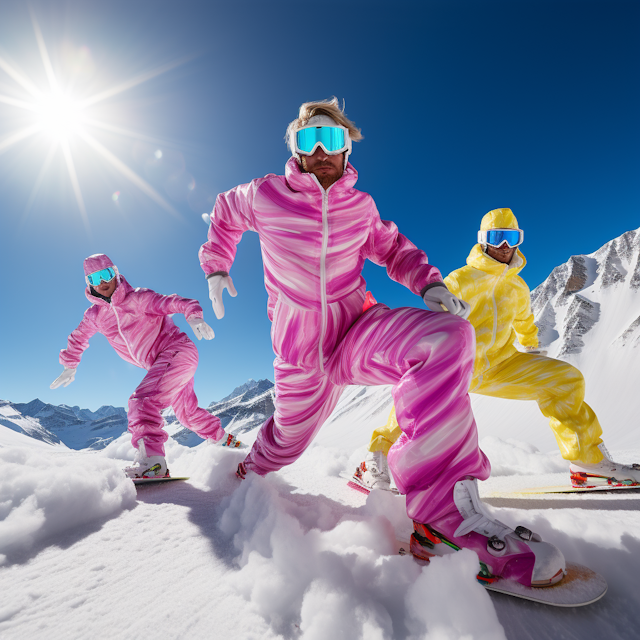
[
  {"xmin": 513, "ymin": 282, "xmax": 538, "ymax": 348},
  {"xmin": 443, "ymin": 271, "xmax": 462, "ymax": 299}
]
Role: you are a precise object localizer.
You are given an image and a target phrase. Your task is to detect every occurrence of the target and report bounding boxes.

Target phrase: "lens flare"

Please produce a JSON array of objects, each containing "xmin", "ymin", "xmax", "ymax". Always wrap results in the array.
[{"xmin": 0, "ymin": 12, "xmax": 188, "ymax": 227}]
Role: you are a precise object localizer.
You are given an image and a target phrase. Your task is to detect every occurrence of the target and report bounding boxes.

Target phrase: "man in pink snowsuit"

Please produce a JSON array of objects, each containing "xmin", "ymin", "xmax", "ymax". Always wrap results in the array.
[
  {"xmin": 199, "ymin": 99, "xmax": 566, "ymax": 587},
  {"xmin": 51, "ymin": 253, "xmax": 225, "ymax": 477}
]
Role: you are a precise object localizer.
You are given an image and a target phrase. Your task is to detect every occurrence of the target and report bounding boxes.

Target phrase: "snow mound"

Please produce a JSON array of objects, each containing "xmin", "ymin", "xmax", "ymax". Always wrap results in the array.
[
  {"xmin": 480, "ymin": 436, "xmax": 568, "ymax": 476},
  {"xmin": 215, "ymin": 472, "xmax": 505, "ymax": 639},
  {"xmin": 0, "ymin": 448, "xmax": 136, "ymax": 564},
  {"xmin": 100, "ymin": 432, "xmax": 192, "ymax": 463}
]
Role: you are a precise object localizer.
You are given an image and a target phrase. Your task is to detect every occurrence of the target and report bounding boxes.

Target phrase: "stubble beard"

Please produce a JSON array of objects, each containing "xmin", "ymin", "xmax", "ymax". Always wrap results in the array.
[{"xmin": 300, "ymin": 156, "xmax": 343, "ymax": 190}]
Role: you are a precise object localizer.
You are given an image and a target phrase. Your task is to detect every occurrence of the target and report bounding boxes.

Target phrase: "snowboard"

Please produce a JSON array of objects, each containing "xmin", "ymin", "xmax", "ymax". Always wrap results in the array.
[
  {"xmin": 395, "ymin": 537, "xmax": 607, "ymax": 607},
  {"xmin": 132, "ymin": 476, "xmax": 189, "ymax": 487},
  {"xmin": 339, "ymin": 471, "xmax": 399, "ymax": 495}
]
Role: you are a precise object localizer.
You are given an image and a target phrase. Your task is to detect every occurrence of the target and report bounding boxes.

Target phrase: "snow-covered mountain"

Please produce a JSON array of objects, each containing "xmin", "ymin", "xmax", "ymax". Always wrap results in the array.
[
  {"xmin": 165, "ymin": 378, "xmax": 275, "ymax": 445},
  {"xmin": 0, "ymin": 399, "xmax": 126, "ymax": 449},
  {"xmin": 0, "ymin": 399, "xmax": 63, "ymax": 446},
  {"xmin": 532, "ymin": 226, "xmax": 640, "ymax": 357}
]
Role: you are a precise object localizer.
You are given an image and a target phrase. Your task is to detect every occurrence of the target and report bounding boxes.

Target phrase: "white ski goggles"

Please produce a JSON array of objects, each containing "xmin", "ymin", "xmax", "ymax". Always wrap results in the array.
[
  {"xmin": 478, "ymin": 228, "xmax": 524, "ymax": 248},
  {"xmin": 294, "ymin": 124, "xmax": 351, "ymax": 156}
]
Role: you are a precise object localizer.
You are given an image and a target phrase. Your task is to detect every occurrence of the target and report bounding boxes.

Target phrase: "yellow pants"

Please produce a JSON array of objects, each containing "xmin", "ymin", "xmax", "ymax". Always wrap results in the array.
[{"xmin": 369, "ymin": 352, "xmax": 604, "ymax": 464}]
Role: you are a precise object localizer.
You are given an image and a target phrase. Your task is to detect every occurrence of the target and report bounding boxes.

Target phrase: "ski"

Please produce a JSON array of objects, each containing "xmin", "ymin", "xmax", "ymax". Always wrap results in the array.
[{"xmin": 395, "ymin": 537, "xmax": 607, "ymax": 607}]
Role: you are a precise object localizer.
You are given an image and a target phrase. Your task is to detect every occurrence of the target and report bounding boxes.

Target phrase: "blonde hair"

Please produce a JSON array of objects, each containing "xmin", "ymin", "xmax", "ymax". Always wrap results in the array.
[{"xmin": 286, "ymin": 97, "xmax": 363, "ymax": 154}]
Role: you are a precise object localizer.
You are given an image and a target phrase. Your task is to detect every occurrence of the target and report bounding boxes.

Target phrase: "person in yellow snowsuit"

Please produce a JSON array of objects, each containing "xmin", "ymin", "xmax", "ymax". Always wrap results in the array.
[{"xmin": 355, "ymin": 208, "xmax": 640, "ymax": 492}]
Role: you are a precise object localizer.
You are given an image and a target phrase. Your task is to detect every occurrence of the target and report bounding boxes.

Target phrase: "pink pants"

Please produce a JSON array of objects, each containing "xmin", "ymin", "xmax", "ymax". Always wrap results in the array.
[
  {"xmin": 128, "ymin": 336, "xmax": 223, "ymax": 457},
  {"xmin": 245, "ymin": 305, "xmax": 491, "ymax": 524}
]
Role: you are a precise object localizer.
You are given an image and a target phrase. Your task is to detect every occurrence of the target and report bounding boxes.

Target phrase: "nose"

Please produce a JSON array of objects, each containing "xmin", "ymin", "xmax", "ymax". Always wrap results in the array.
[{"xmin": 312, "ymin": 145, "xmax": 329, "ymax": 160}]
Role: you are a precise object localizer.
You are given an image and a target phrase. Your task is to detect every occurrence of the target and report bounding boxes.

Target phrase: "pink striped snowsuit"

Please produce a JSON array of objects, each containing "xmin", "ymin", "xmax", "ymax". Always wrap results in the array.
[
  {"xmin": 60, "ymin": 255, "xmax": 224, "ymax": 456},
  {"xmin": 199, "ymin": 159, "xmax": 490, "ymax": 524}
]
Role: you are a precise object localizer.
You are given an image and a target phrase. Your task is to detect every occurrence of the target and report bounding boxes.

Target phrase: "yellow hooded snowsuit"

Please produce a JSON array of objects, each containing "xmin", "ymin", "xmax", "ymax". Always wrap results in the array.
[{"xmin": 369, "ymin": 208, "xmax": 603, "ymax": 464}]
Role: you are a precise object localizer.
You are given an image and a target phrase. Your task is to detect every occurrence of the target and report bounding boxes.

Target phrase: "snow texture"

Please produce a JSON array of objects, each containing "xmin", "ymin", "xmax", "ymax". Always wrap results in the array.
[{"xmin": 0, "ymin": 447, "xmax": 136, "ymax": 565}]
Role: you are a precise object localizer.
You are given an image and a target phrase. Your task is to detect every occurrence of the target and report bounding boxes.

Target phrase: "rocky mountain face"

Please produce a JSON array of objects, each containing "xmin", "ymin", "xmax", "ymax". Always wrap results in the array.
[{"xmin": 531, "ymin": 227, "xmax": 640, "ymax": 357}]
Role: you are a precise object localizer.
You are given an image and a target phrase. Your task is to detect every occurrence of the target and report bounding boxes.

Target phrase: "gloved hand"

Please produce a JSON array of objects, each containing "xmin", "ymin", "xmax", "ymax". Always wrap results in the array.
[
  {"xmin": 422, "ymin": 284, "xmax": 471, "ymax": 319},
  {"xmin": 187, "ymin": 316, "xmax": 215, "ymax": 340},
  {"xmin": 524, "ymin": 347, "xmax": 548, "ymax": 356},
  {"xmin": 50, "ymin": 367, "xmax": 77, "ymax": 389},
  {"xmin": 207, "ymin": 274, "xmax": 237, "ymax": 319}
]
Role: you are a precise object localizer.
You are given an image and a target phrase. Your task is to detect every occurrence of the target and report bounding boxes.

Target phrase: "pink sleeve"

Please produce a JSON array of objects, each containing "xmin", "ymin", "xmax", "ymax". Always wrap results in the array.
[
  {"xmin": 198, "ymin": 179, "xmax": 259, "ymax": 276},
  {"xmin": 139, "ymin": 290, "xmax": 203, "ymax": 319},
  {"xmin": 364, "ymin": 200, "xmax": 443, "ymax": 296},
  {"xmin": 59, "ymin": 312, "xmax": 99, "ymax": 369}
]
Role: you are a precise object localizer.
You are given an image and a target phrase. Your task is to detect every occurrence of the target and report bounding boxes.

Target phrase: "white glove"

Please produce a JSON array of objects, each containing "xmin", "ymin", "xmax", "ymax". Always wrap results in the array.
[
  {"xmin": 525, "ymin": 347, "xmax": 548, "ymax": 356},
  {"xmin": 422, "ymin": 285, "xmax": 471, "ymax": 319},
  {"xmin": 50, "ymin": 367, "xmax": 76, "ymax": 389},
  {"xmin": 207, "ymin": 274, "xmax": 237, "ymax": 319},
  {"xmin": 187, "ymin": 317, "xmax": 215, "ymax": 340}
]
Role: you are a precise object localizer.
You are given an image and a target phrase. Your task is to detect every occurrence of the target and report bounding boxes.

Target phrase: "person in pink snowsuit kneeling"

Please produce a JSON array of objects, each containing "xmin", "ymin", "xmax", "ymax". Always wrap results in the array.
[
  {"xmin": 51, "ymin": 253, "xmax": 225, "ymax": 478},
  {"xmin": 199, "ymin": 99, "xmax": 566, "ymax": 588}
]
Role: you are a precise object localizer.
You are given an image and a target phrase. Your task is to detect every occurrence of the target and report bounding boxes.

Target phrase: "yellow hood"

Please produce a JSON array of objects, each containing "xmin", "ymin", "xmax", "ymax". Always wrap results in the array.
[{"xmin": 480, "ymin": 207, "xmax": 519, "ymax": 231}]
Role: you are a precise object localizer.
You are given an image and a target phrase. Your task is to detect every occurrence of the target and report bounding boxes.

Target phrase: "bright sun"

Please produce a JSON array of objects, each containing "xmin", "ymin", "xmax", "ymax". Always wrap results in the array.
[
  {"xmin": 0, "ymin": 13, "xmax": 188, "ymax": 227},
  {"xmin": 36, "ymin": 92, "xmax": 84, "ymax": 140}
]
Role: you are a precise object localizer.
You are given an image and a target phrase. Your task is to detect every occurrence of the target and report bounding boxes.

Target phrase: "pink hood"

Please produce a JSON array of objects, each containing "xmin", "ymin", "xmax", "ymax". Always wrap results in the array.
[
  {"xmin": 200, "ymin": 158, "xmax": 443, "ymax": 370},
  {"xmin": 83, "ymin": 253, "xmax": 115, "ymax": 276},
  {"xmin": 60, "ymin": 275, "xmax": 204, "ymax": 370}
]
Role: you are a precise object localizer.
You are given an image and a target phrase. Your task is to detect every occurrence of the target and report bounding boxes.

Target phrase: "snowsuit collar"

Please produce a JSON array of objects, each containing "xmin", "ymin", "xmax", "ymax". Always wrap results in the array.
[
  {"xmin": 466, "ymin": 243, "xmax": 526, "ymax": 276},
  {"xmin": 284, "ymin": 156, "xmax": 359, "ymax": 193}
]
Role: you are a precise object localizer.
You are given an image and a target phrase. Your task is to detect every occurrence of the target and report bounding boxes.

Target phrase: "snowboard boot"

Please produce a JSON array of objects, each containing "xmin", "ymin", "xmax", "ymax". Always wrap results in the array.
[
  {"xmin": 570, "ymin": 443, "xmax": 640, "ymax": 487},
  {"xmin": 353, "ymin": 450, "xmax": 391, "ymax": 491},
  {"xmin": 124, "ymin": 441, "xmax": 169, "ymax": 479},
  {"xmin": 221, "ymin": 433, "xmax": 245, "ymax": 448},
  {"xmin": 412, "ymin": 479, "xmax": 565, "ymax": 588}
]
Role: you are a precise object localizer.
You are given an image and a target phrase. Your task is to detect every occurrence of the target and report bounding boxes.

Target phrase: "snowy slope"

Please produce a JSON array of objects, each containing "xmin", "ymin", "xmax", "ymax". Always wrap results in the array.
[{"xmin": 2, "ymin": 421, "xmax": 640, "ymax": 640}]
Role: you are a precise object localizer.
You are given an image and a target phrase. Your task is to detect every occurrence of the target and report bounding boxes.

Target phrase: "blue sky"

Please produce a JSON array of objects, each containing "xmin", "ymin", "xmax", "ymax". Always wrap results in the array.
[{"xmin": 1, "ymin": 0, "xmax": 638, "ymax": 410}]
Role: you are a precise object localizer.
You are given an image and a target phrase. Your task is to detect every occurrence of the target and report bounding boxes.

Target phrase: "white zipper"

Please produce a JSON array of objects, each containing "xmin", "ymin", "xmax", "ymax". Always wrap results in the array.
[
  {"xmin": 111, "ymin": 304, "xmax": 140, "ymax": 366},
  {"xmin": 311, "ymin": 174, "xmax": 332, "ymax": 373}
]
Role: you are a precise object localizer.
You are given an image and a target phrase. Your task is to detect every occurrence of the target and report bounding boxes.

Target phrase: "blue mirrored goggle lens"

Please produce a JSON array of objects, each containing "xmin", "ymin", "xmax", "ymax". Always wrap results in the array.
[
  {"xmin": 87, "ymin": 267, "xmax": 115, "ymax": 286},
  {"xmin": 296, "ymin": 126, "xmax": 346, "ymax": 154},
  {"xmin": 485, "ymin": 229, "xmax": 523, "ymax": 247}
]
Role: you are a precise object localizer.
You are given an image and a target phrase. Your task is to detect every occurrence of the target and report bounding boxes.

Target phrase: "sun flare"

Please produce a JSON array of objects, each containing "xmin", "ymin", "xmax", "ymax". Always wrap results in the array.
[{"xmin": 0, "ymin": 13, "xmax": 188, "ymax": 227}]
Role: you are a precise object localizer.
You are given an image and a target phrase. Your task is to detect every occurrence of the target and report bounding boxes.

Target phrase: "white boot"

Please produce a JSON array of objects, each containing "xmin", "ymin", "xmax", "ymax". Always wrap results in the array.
[
  {"xmin": 451, "ymin": 479, "xmax": 566, "ymax": 586},
  {"xmin": 570, "ymin": 443, "xmax": 640, "ymax": 486},
  {"xmin": 124, "ymin": 440, "xmax": 168, "ymax": 479},
  {"xmin": 353, "ymin": 450, "xmax": 391, "ymax": 491}
]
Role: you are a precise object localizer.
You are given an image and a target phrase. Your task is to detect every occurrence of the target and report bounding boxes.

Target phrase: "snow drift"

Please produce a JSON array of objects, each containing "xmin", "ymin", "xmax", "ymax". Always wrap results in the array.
[{"xmin": 0, "ymin": 447, "xmax": 136, "ymax": 564}]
